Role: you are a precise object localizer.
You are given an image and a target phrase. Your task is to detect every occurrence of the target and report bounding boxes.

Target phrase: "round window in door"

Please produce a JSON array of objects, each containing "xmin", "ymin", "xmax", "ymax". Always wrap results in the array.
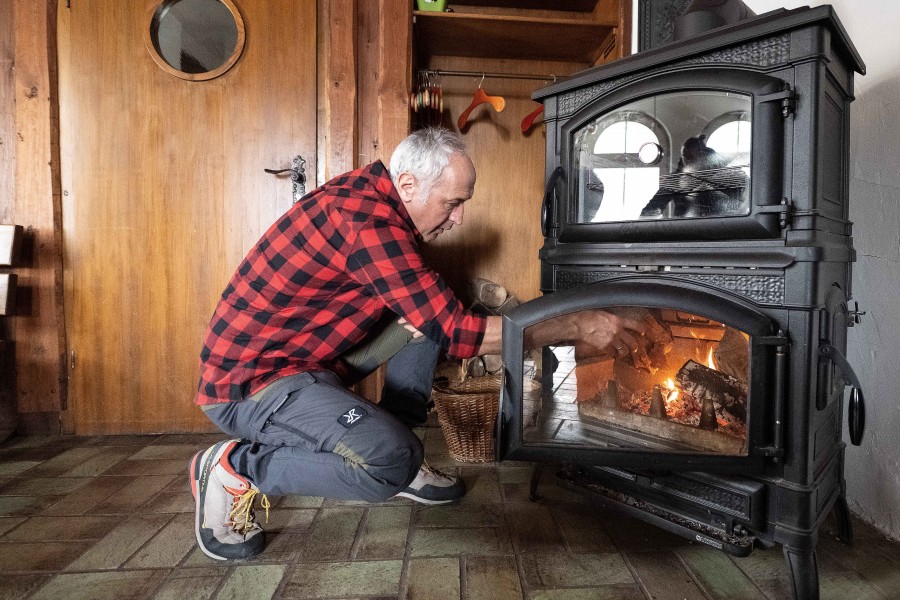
[{"xmin": 145, "ymin": 0, "xmax": 246, "ymax": 81}]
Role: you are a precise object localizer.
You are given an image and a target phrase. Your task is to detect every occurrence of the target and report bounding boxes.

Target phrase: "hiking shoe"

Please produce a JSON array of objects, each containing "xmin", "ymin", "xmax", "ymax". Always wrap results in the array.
[
  {"xmin": 190, "ymin": 439, "xmax": 269, "ymax": 560},
  {"xmin": 394, "ymin": 461, "xmax": 465, "ymax": 505}
]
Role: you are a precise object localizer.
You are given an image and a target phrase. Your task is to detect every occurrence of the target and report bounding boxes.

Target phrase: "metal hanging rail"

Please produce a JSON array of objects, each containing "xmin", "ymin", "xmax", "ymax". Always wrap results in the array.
[{"xmin": 418, "ymin": 68, "xmax": 557, "ymax": 82}]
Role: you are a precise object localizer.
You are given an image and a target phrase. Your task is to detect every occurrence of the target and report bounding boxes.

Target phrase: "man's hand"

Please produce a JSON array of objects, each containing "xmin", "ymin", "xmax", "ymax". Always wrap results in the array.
[
  {"xmin": 397, "ymin": 317, "xmax": 424, "ymax": 339},
  {"xmin": 572, "ymin": 309, "xmax": 646, "ymax": 358}
]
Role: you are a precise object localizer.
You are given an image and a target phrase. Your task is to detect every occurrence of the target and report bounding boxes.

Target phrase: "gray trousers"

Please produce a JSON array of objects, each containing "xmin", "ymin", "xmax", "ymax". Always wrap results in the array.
[{"xmin": 203, "ymin": 320, "xmax": 440, "ymax": 501}]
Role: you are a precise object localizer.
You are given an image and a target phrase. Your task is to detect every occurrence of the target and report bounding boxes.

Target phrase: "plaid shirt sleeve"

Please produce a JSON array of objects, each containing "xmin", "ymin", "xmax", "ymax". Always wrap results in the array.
[{"xmin": 346, "ymin": 216, "xmax": 486, "ymax": 359}]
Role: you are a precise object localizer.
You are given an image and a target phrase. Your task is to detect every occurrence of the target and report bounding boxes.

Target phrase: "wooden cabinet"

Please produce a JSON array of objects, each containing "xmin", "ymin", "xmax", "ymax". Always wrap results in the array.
[{"xmin": 411, "ymin": 1, "xmax": 632, "ymax": 304}]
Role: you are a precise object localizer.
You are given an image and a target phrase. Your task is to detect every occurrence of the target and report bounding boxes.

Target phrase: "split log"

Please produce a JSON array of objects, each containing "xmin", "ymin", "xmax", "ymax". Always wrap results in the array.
[
  {"xmin": 675, "ymin": 360, "xmax": 747, "ymax": 421},
  {"xmin": 482, "ymin": 354, "xmax": 503, "ymax": 374},
  {"xmin": 574, "ymin": 307, "xmax": 673, "ymax": 374},
  {"xmin": 714, "ymin": 326, "xmax": 749, "ymax": 381},
  {"xmin": 470, "ymin": 277, "xmax": 508, "ymax": 308}
]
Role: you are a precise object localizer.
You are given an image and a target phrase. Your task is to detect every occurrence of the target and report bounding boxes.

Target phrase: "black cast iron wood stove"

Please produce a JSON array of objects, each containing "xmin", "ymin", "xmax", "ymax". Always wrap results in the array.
[{"xmin": 496, "ymin": 6, "xmax": 866, "ymax": 599}]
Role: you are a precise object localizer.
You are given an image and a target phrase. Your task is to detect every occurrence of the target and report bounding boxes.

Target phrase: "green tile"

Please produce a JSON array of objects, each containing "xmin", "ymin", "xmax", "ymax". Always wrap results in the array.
[
  {"xmin": 677, "ymin": 547, "xmax": 767, "ymax": 600},
  {"xmin": 405, "ymin": 557, "xmax": 460, "ymax": 600},
  {"xmin": 410, "ymin": 526, "xmax": 512, "ymax": 557},
  {"xmin": 521, "ymin": 552, "xmax": 634, "ymax": 588},
  {"xmin": 282, "ymin": 560, "xmax": 402, "ymax": 599},
  {"xmin": 217, "ymin": 564, "xmax": 287, "ymax": 600},
  {"xmin": 26, "ymin": 447, "xmax": 108, "ymax": 477},
  {"xmin": 65, "ymin": 514, "xmax": 172, "ymax": 570},
  {"xmin": 550, "ymin": 505, "xmax": 617, "ymax": 553},
  {"xmin": 151, "ymin": 568, "xmax": 225, "ymax": 600},
  {"xmin": 0, "ymin": 516, "xmax": 26, "ymax": 537},
  {"xmin": 414, "ymin": 502, "xmax": 504, "ymax": 528},
  {"xmin": 129, "ymin": 444, "xmax": 202, "ymax": 461},
  {"xmin": 355, "ymin": 506, "xmax": 411, "ymax": 560},
  {"xmin": 0, "ymin": 573, "xmax": 48, "ymax": 599},
  {"xmin": 298, "ymin": 507, "xmax": 364, "ymax": 562},
  {"xmin": 0, "ymin": 461, "xmax": 41, "ymax": 476},
  {"xmin": 627, "ymin": 551, "xmax": 706, "ymax": 600},
  {"xmin": 2, "ymin": 515, "xmax": 119, "ymax": 542},
  {"xmin": 0, "ymin": 541, "xmax": 84, "ymax": 571},
  {"xmin": 529, "ymin": 585, "xmax": 645, "ymax": 600},
  {"xmin": 124, "ymin": 513, "xmax": 196, "ymax": 568},
  {"xmin": 819, "ymin": 570, "xmax": 888, "ymax": 600},
  {"xmin": 466, "ymin": 555, "xmax": 523, "ymax": 600},
  {"xmin": 0, "ymin": 477, "xmax": 92, "ymax": 497},
  {"xmin": 99, "ymin": 459, "xmax": 188, "ymax": 477},
  {"xmin": 504, "ymin": 503, "xmax": 567, "ymax": 554},
  {"xmin": 276, "ymin": 495, "xmax": 324, "ymax": 509},
  {"xmin": 257, "ymin": 508, "xmax": 317, "ymax": 562},
  {"xmin": 40, "ymin": 476, "xmax": 135, "ymax": 516},
  {"xmin": 60, "ymin": 447, "xmax": 136, "ymax": 477},
  {"xmin": 457, "ymin": 469, "xmax": 501, "ymax": 504},
  {"xmin": 30, "ymin": 570, "xmax": 169, "ymax": 600},
  {"xmin": 0, "ymin": 495, "xmax": 55, "ymax": 517},
  {"xmin": 93, "ymin": 475, "xmax": 175, "ymax": 514}
]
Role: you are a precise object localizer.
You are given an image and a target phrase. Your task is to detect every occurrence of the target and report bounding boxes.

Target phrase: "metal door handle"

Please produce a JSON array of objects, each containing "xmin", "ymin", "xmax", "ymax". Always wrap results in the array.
[
  {"xmin": 265, "ymin": 155, "xmax": 307, "ymax": 203},
  {"xmin": 819, "ymin": 344, "xmax": 866, "ymax": 445}
]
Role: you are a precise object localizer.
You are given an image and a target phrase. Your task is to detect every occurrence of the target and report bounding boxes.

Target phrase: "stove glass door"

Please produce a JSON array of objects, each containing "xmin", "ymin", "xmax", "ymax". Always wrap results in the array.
[
  {"xmin": 522, "ymin": 307, "xmax": 749, "ymax": 456},
  {"xmin": 573, "ymin": 91, "xmax": 751, "ymax": 223}
]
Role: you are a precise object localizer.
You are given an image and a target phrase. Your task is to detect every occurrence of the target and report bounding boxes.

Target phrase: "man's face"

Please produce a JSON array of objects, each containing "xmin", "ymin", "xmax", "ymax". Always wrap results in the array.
[{"xmin": 401, "ymin": 153, "xmax": 476, "ymax": 243}]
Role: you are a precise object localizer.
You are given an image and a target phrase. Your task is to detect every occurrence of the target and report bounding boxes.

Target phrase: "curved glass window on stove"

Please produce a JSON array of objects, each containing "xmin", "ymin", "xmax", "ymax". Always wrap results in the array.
[
  {"xmin": 522, "ymin": 307, "xmax": 751, "ymax": 456},
  {"xmin": 573, "ymin": 91, "xmax": 752, "ymax": 223}
]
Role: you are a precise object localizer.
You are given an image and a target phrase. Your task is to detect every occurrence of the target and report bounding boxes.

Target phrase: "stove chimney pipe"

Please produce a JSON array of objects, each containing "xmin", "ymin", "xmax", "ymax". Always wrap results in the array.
[{"xmin": 673, "ymin": 0, "xmax": 756, "ymax": 41}]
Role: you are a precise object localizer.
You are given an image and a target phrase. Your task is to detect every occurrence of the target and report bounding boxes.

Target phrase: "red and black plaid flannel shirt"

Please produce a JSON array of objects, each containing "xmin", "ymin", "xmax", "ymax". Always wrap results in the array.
[{"xmin": 196, "ymin": 161, "xmax": 487, "ymax": 406}]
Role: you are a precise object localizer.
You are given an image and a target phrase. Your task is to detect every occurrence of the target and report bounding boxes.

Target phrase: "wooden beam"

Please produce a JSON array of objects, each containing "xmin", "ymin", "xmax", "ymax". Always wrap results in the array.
[
  {"xmin": 12, "ymin": 0, "xmax": 67, "ymax": 423},
  {"xmin": 317, "ymin": 0, "xmax": 358, "ymax": 184}
]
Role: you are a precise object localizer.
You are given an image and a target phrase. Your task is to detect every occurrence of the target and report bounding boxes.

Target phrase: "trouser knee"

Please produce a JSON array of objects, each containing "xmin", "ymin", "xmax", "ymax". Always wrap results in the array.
[{"xmin": 345, "ymin": 433, "xmax": 424, "ymax": 502}]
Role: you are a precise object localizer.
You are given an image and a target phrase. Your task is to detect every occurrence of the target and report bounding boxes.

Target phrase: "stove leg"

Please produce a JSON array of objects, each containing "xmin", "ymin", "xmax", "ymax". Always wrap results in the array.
[
  {"xmin": 832, "ymin": 494, "xmax": 854, "ymax": 544},
  {"xmin": 529, "ymin": 463, "xmax": 544, "ymax": 500},
  {"xmin": 783, "ymin": 544, "xmax": 819, "ymax": 600}
]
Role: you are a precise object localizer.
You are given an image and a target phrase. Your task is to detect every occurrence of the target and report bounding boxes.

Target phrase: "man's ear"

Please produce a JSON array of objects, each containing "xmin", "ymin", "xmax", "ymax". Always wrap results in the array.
[{"xmin": 395, "ymin": 172, "xmax": 419, "ymax": 204}]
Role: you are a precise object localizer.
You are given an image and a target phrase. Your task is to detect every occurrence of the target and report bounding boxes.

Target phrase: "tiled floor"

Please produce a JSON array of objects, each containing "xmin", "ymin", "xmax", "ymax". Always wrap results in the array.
[{"xmin": 1, "ymin": 427, "xmax": 900, "ymax": 600}]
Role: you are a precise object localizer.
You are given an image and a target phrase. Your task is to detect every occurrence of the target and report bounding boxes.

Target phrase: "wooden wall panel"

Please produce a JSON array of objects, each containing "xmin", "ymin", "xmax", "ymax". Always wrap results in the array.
[
  {"xmin": 317, "ymin": 0, "xmax": 357, "ymax": 184},
  {"xmin": 12, "ymin": 0, "xmax": 67, "ymax": 429},
  {"xmin": 421, "ymin": 56, "xmax": 589, "ymax": 305}
]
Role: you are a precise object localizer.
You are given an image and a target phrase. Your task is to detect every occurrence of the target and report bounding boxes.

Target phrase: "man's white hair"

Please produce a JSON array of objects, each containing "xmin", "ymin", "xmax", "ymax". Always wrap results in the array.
[{"xmin": 389, "ymin": 127, "xmax": 469, "ymax": 203}]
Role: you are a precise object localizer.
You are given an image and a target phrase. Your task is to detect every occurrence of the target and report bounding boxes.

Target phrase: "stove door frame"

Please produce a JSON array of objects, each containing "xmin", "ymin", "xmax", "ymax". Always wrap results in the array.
[
  {"xmin": 553, "ymin": 68, "xmax": 789, "ymax": 243},
  {"xmin": 497, "ymin": 278, "xmax": 787, "ymax": 473}
]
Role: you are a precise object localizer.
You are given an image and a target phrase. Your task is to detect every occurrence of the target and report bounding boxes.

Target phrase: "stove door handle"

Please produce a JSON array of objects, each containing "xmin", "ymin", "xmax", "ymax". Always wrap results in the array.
[
  {"xmin": 541, "ymin": 166, "xmax": 565, "ymax": 238},
  {"xmin": 819, "ymin": 344, "xmax": 865, "ymax": 446}
]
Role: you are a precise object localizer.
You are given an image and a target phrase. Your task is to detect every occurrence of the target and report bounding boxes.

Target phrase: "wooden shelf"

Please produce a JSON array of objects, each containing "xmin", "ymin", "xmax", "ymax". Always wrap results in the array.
[
  {"xmin": 413, "ymin": 10, "xmax": 616, "ymax": 62},
  {"xmin": 449, "ymin": 0, "xmax": 601, "ymax": 11}
]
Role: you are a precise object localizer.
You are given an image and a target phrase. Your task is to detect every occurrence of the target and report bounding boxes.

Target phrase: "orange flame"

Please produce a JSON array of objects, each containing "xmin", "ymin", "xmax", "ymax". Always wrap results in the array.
[
  {"xmin": 664, "ymin": 377, "xmax": 679, "ymax": 404},
  {"xmin": 707, "ymin": 348, "xmax": 716, "ymax": 370}
]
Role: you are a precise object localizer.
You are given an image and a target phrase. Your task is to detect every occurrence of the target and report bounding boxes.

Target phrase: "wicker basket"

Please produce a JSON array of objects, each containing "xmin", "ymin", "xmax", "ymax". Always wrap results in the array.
[{"xmin": 431, "ymin": 375, "xmax": 502, "ymax": 463}]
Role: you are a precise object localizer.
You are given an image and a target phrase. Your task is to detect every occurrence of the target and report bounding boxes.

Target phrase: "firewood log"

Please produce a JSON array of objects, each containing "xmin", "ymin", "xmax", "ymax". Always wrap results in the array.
[
  {"xmin": 714, "ymin": 326, "xmax": 749, "ymax": 382},
  {"xmin": 675, "ymin": 359, "xmax": 747, "ymax": 421},
  {"xmin": 470, "ymin": 277, "xmax": 508, "ymax": 308}
]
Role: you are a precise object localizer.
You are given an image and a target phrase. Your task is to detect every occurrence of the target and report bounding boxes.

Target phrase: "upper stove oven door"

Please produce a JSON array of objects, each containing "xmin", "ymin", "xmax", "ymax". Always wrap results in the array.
[
  {"xmin": 554, "ymin": 69, "xmax": 789, "ymax": 243},
  {"xmin": 497, "ymin": 278, "xmax": 787, "ymax": 473}
]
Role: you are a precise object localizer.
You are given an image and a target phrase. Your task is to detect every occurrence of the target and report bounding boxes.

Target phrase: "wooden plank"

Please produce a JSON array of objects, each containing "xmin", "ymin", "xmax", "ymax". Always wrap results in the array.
[
  {"xmin": 0, "ymin": 0, "xmax": 14, "ymax": 225},
  {"xmin": 414, "ymin": 11, "xmax": 615, "ymax": 62},
  {"xmin": 0, "ymin": 225, "xmax": 23, "ymax": 266},
  {"xmin": 13, "ymin": 0, "xmax": 67, "ymax": 418},
  {"xmin": 317, "ymin": 0, "xmax": 358, "ymax": 184},
  {"xmin": 0, "ymin": 273, "xmax": 17, "ymax": 316}
]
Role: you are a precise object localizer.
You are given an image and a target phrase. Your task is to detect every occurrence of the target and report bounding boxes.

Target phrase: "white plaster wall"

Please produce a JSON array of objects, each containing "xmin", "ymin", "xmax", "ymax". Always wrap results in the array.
[
  {"xmin": 630, "ymin": 0, "xmax": 900, "ymax": 539},
  {"xmin": 744, "ymin": 0, "xmax": 900, "ymax": 539}
]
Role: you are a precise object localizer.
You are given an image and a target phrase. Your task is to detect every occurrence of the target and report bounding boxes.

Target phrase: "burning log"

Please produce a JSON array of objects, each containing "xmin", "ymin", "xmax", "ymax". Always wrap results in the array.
[{"xmin": 675, "ymin": 360, "xmax": 747, "ymax": 421}]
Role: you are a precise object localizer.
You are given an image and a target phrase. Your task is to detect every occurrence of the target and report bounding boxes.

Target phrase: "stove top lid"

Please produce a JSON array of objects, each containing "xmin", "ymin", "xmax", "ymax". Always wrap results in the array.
[{"xmin": 533, "ymin": 5, "xmax": 866, "ymax": 102}]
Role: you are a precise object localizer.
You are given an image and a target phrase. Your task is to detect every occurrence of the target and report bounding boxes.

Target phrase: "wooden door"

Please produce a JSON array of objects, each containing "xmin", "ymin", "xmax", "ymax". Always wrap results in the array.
[{"xmin": 58, "ymin": 0, "xmax": 317, "ymax": 433}]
